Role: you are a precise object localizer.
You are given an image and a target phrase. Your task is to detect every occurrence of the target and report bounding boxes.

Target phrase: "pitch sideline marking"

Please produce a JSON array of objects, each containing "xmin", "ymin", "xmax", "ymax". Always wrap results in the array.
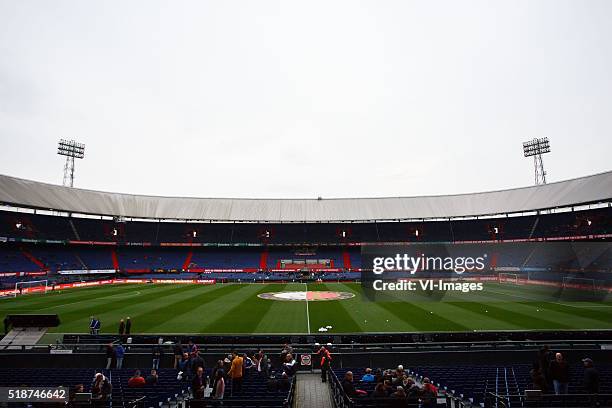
[{"xmin": 304, "ymin": 283, "xmax": 311, "ymax": 334}]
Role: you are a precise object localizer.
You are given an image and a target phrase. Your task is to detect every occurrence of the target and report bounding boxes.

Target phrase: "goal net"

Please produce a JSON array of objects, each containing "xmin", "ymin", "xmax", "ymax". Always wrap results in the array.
[
  {"xmin": 14, "ymin": 280, "xmax": 48, "ymax": 297},
  {"xmin": 498, "ymin": 273, "xmax": 520, "ymax": 285},
  {"xmin": 561, "ymin": 276, "xmax": 598, "ymax": 292}
]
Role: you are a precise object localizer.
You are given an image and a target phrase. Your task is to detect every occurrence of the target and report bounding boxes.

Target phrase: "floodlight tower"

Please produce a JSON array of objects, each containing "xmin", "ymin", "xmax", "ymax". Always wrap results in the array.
[
  {"xmin": 57, "ymin": 139, "xmax": 85, "ymax": 187},
  {"xmin": 522, "ymin": 138, "xmax": 551, "ymax": 185}
]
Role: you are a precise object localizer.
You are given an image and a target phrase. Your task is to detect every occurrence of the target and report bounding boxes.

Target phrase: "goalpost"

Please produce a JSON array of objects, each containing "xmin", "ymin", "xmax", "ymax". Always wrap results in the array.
[
  {"xmin": 14, "ymin": 280, "xmax": 49, "ymax": 297},
  {"xmin": 498, "ymin": 273, "xmax": 520, "ymax": 285},
  {"xmin": 561, "ymin": 276, "xmax": 598, "ymax": 292}
]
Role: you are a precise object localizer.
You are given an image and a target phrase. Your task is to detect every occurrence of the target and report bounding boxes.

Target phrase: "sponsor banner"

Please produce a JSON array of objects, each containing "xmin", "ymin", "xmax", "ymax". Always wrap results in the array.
[
  {"xmin": 269, "ymin": 268, "xmax": 342, "ymax": 273},
  {"xmin": 69, "ymin": 241, "xmax": 117, "ymax": 246},
  {"xmin": 50, "ymin": 349, "xmax": 73, "ymax": 354},
  {"xmin": 58, "ymin": 269, "xmax": 116, "ymax": 275}
]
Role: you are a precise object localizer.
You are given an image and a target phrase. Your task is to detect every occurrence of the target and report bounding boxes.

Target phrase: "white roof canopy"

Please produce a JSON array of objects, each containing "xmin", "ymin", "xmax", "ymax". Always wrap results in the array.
[{"xmin": 0, "ymin": 172, "xmax": 610, "ymax": 222}]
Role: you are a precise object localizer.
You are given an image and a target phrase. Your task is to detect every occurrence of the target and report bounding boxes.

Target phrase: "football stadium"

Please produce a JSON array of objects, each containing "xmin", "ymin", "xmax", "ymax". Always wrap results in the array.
[
  {"xmin": 2, "ymin": 1, "xmax": 612, "ymax": 408},
  {"xmin": 0, "ymin": 172, "xmax": 611, "ymax": 408}
]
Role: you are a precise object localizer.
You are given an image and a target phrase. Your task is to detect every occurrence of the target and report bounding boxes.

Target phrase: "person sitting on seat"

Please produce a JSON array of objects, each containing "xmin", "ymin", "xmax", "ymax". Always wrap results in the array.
[
  {"xmin": 145, "ymin": 369, "xmax": 158, "ymax": 385},
  {"xmin": 91, "ymin": 373, "xmax": 112, "ymax": 400},
  {"xmin": 361, "ymin": 368, "xmax": 375, "ymax": 382},
  {"xmin": 127, "ymin": 370, "xmax": 146, "ymax": 388}
]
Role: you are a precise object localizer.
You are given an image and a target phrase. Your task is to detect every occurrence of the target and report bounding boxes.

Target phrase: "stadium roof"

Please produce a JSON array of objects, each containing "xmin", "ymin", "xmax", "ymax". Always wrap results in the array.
[{"xmin": 0, "ymin": 172, "xmax": 610, "ymax": 222}]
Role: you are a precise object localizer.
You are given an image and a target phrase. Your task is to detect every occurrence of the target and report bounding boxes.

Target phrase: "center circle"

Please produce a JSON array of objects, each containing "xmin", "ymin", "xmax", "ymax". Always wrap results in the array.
[{"xmin": 258, "ymin": 291, "xmax": 355, "ymax": 301}]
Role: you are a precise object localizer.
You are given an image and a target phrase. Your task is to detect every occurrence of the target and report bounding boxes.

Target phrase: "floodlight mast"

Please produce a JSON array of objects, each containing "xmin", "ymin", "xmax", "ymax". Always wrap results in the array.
[
  {"xmin": 57, "ymin": 139, "xmax": 85, "ymax": 187},
  {"xmin": 522, "ymin": 138, "xmax": 551, "ymax": 185}
]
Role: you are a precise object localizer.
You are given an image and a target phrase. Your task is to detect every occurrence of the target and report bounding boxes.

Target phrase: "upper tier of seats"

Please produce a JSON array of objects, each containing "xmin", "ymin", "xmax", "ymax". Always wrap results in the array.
[{"xmin": 1, "ymin": 207, "xmax": 609, "ymax": 244}]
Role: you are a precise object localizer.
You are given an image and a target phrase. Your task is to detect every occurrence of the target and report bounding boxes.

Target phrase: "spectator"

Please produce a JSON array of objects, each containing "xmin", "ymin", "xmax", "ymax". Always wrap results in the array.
[
  {"xmin": 173, "ymin": 340, "xmax": 183, "ymax": 369},
  {"xmin": 391, "ymin": 385, "xmax": 407, "ymax": 401},
  {"xmin": 342, "ymin": 371, "xmax": 357, "ymax": 398},
  {"xmin": 280, "ymin": 343, "xmax": 293, "ymax": 362},
  {"xmin": 89, "ymin": 316, "xmax": 95, "ymax": 335},
  {"xmin": 538, "ymin": 345, "xmax": 552, "ymax": 381},
  {"xmin": 319, "ymin": 346, "xmax": 332, "ymax": 383},
  {"xmin": 105, "ymin": 342, "xmax": 115, "ymax": 369},
  {"xmin": 256, "ymin": 349, "xmax": 270, "ymax": 377},
  {"xmin": 213, "ymin": 369, "xmax": 225, "ymax": 400},
  {"xmin": 361, "ymin": 368, "xmax": 375, "ymax": 382},
  {"xmin": 145, "ymin": 369, "xmax": 158, "ymax": 385},
  {"xmin": 4, "ymin": 316, "xmax": 11, "ymax": 335},
  {"xmin": 282, "ymin": 353, "xmax": 297, "ymax": 377},
  {"xmin": 405, "ymin": 379, "xmax": 420, "ymax": 402},
  {"xmin": 211, "ymin": 360, "xmax": 225, "ymax": 392},
  {"xmin": 242, "ymin": 353, "xmax": 254, "ymax": 376},
  {"xmin": 115, "ymin": 343, "xmax": 125, "ymax": 369},
  {"xmin": 374, "ymin": 368, "xmax": 383, "ymax": 383},
  {"xmin": 188, "ymin": 339, "xmax": 198, "ymax": 356},
  {"xmin": 91, "ymin": 373, "xmax": 112, "ymax": 400},
  {"xmin": 228, "ymin": 351, "xmax": 244, "ymax": 395},
  {"xmin": 372, "ymin": 382, "xmax": 387, "ymax": 398},
  {"xmin": 341, "ymin": 371, "xmax": 366, "ymax": 398},
  {"xmin": 582, "ymin": 358, "xmax": 600, "ymax": 394},
  {"xmin": 530, "ymin": 362, "xmax": 548, "ymax": 392},
  {"xmin": 127, "ymin": 370, "xmax": 146, "ymax": 388},
  {"xmin": 125, "ymin": 317, "xmax": 131, "ymax": 335},
  {"xmin": 549, "ymin": 352, "xmax": 570, "ymax": 395},
  {"xmin": 152, "ymin": 338, "xmax": 164, "ymax": 370},
  {"xmin": 178, "ymin": 352, "xmax": 192, "ymax": 381},
  {"xmin": 118, "ymin": 319, "xmax": 125, "ymax": 335},
  {"xmin": 191, "ymin": 351, "xmax": 205, "ymax": 377},
  {"xmin": 421, "ymin": 378, "xmax": 438, "ymax": 408},
  {"xmin": 68, "ymin": 384, "xmax": 84, "ymax": 404},
  {"xmin": 278, "ymin": 372, "xmax": 291, "ymax": 392},
  {"xmin": 192, "ymin": 367, "xmax": 206, "ymax": 399}
]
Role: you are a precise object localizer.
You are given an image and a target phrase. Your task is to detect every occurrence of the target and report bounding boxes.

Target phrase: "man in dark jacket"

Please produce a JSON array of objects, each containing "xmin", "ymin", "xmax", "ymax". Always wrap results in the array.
[
  {"xmin": 118, "ymin": 319, "xmax": 125, "ymax": 335},
  {"xmin": 125, "ymin": 317, "xmax": 132, "ymax": 335},
  {"xmin": 192, "ymin": 367, "xmax": 206, "ymax": 399},
  {"xmin": 152, "ymin": 338, "xmax": 164, "ymax": 370},
  {"xmin": 549, "ymin": 352, "xmax": 570, "ymax": 395},
  {"xmin": 582, "ymin": 358, "xmax": 600, "ymax": 393},
  {"xmin": 191, "ymin": 351, "xmax": 205, "ymax": 377},
  {"xmin": 342, "ymin": 371, "xmax": 357, "ymax": 398}
]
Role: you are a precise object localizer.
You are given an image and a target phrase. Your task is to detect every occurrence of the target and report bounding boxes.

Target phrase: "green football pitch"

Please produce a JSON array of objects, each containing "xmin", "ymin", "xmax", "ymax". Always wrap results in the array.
[{"xmin": 1, "ymin": 282, "xmax": 611, "ymax": 334}]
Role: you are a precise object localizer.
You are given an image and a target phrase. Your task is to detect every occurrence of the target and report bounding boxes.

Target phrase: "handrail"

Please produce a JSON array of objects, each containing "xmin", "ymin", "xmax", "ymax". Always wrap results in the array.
[{"xmin": 3, "ymin": 338, "xmax": 612, "ymax": 351}]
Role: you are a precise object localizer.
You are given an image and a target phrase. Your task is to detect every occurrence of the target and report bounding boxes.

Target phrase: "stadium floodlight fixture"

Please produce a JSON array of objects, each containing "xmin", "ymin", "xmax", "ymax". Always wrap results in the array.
[
  {"xmin": 57, "ymin": 139, "xmax": 86, "ymax": 187},
  {"xmin": 522, "ymin": 137, "xmax": 551, "ymax": 185}
]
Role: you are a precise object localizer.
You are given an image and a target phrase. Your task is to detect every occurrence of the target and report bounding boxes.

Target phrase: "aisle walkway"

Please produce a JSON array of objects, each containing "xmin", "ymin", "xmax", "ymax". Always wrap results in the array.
[{"xmin": 294, "ymin": 372, "xmax": 333, "ymax": 408}]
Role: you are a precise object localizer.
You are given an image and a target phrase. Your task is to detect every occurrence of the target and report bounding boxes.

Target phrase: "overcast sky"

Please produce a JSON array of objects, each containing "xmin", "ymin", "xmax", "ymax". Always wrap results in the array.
[{"xmin": 0, "ymin": 0, "xmax": 610, "ymax": 199}]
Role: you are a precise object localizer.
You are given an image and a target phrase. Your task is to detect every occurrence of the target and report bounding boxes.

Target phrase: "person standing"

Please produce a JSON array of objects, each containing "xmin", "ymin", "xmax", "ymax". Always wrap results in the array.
[
  {"xmin": 93, "ymin": 317, "xmax": 101, "ymax": 335},
  {"xmin": 118, "ymin": 319, "xmax": 125, "ymax": 336},
  {"xmin": 582, "ymin": 358, "xmax": 600, "ymax": 393},
  {"xmin": 152, "ymin": 338, "xmax": 164, "ymax": 370},
  {"xmin": 89, "ymin": 316, "xmax": 96, "ymax": 335},
  {"xmin": 319, "ymin": 346, "xmax": 332, "ymax": 383},
  {"xmin": 125, "ymin": 317, "xmax": 132, "ymax": 335},
  {"xmin": 173, "ymin": 340, "xmax": 184, "ymax": 369},
  {"xmin": 549, "ymin": 352, "xmax": 570, "ymax": 395},
  {"xmin": 213, "ymin": 370, "xmax": 225, "ymax": 400},
  {"xmin": 115, "ymin": 343, "xmax": 125, "ymax": 369},
  {"xmin": 228, "ymin": 351, "xmax": 244, "ymax": 395},
  {"xmin": 105, "ymin": 342, "xmax": 115, "ymax": 369},
  {"xmin": 192, "ymin": 367, "xmax": 206, "ymax": 399}
]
